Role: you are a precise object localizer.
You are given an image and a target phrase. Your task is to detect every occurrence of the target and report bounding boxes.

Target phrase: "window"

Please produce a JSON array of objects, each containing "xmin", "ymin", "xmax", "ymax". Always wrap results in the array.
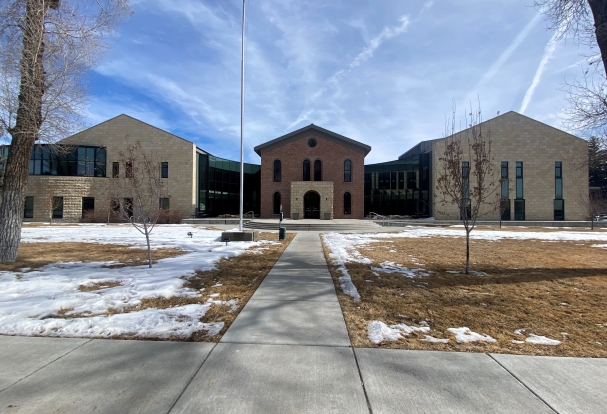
[
  {"xmin": 555, "ymin": 162, "xmax": 564, "ymax": 220},
  {"xmin": 501, "ymin": 161, "xmax": 510, "ymax": 220},
  {"xmin": 515, "ymin": 162, "xmax": 525, "ymax": 220},
  {"xmin": 124, "ymin": 198, "xmax": 133, "ymax": 218},
  {"xmin": 555, "ymin": 161, "xmax": 562, "ymax": 199},
  {"xmin": 161, "ymin": 162, "xmax": 168, "ymax": 178},
  {"xmin": 516, "ymin": 161, "xmax": 523, "ymax": 199},
  {"xmin": 274, "ymin": 160, "xmax": 281, "ymax": 182},
  {"xmin": 159, "ymin": 197, "xmax": 170, "ymax": 210},
  {"xmin": 24, "ymin": 196, "xmax": 34, "ymax": 218},
  {"xmin": 82, "ymin": 197, "xmax": 94, "ymax": 216},
  {"xmin": 125, "ymin": 161, "xmax": 133, "ymax": 179},
  {"xmin": 314, "ymin": 159, "xmax": 322, "ymax": 181},
  {"xmin": 344, "ymin": 160, "xmax": 351, "ymax": 182},
  {"xmin": 112, "ymin": 162, "xmax": 119, "ymax": 178},
  {"xmin": 344, "ymin": 192, "xmax": 352, "ymax": 215},
  {"xmin": 407, "ymin": 171, "xmax": 417, "ymax": 190},
  {"xmin": 462, "ymin": 161, "xmax": 470, "ymax": 198},
  {"xmin": 303, "ymin": 160, "xmax": 310, "ymax": 181},
  {"xmin": 52, "ymin": 197, "xmax": 63, "ymax": 219},
  {"xmin": 273, "ymin": 192, "xmax": 281, "ymax": 214},
  {"xmin": 28, "ymin": 145, "xmax": 106, "ymax": 177}
]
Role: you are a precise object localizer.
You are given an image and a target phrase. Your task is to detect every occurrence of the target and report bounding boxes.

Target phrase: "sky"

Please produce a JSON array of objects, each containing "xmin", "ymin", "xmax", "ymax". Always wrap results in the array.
[{"xmin": 86, "ymin": 0, "xmax": 598, "ymax": 164}]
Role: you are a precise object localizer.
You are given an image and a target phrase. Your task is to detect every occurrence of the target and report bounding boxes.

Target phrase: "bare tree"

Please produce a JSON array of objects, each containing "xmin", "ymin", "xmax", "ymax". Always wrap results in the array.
[
  {"xmin": 435, "ymin": 102, "xmax": 500, "ymax": 274},
  {"xmin": 579, "ymin": 187, "xmax": 607, "ymax": 228},
  {"xmin": 114, "ymin": 142, "xmax": 164, "ymax": 268},
  {"xmin": 0, "ymin": 0, "xmax": 131, "ymax": 263}
]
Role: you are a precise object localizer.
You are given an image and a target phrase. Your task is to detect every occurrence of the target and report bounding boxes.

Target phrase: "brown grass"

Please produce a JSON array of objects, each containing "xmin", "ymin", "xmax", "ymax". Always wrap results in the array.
[
  {"xmin": 104, "ymin": 232, "xmax": 295, "ymax": 341},
  {"xmin": 0, "ymin": 242, "xmax": 185, "ymax": 273},
  {"xmin": 323, "ymin": 231, "xmax": 607, "ymax": 357}
]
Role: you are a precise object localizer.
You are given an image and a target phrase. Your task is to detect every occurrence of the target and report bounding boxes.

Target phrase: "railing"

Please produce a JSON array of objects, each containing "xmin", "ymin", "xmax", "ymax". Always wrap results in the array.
[
  {"xmin": 243, "ymin": 211, "xmax": 255, "ymax": 219},
  {"xmin": 368, "ymin": 212, "xmax": 387, "ymax": 226}
]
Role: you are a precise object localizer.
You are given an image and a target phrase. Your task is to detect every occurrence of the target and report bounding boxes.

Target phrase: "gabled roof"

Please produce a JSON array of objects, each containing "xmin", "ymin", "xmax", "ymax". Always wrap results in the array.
[
  {"xmin": 397, "ymin": 111, "xmax": 583, "ymax": 159},
  {"xmin": 254, "ymin": 124, "xmax": 372, "ymax": 156}
]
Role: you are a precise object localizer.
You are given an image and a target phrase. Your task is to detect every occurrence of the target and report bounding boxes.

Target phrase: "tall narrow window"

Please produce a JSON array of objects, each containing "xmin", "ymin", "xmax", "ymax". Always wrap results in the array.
[
  {"xmin": 52, "ymin": 197, "xmax": 64, "ymax": 219},
  {"xmin": 344, "ymin": 192, "xmax": 352, "ymax": 215},
  {"xmin": 24, "ymin": 196, "xmax": 34, "ymax": 218},
  {"xmin": 82, "ymin": 197, "xmax": 94, "ymax": 217},
  {"xmin": 161, "ymin": 162, "xmax": 168, "ymax": 178},
  {"xmin": 500, "ymin": 161, "xmax": 510, "ymax": 220},
  {"xmin": 303, "ymin": 160, "xmax": 310, "ymax": 181},
  {"xmin": 125, "ymin": 161, "xmax": 133, "ymax": 179},
  {"xmin": 159, "ymin": 198, "xmax": 170, "ymax": 210},
  {"xmin": 462, "ymin": 161, "xmax": 470, "ymax": 198},
  {"xmin": 314, "ymin": 159, "xmax": 322, "ymax": 181},
  {"xmin": 515, "ymin": 161, "xmax": 525, "ymax": 220},
  {"xmin": 554, "ymin": 161, "xmax": 564, "ymax": 220},
  {"xmin": 273, "ymin": 192, "xmax": 281, "ymax": 214},
  {"xmin": 461, "ymin": 162, "xmax": 470, "ymax": 220},
  {"xmin": 274, "ymin": 160, "xmax": 281, "ymax": 182},
  {"xmin": 344, "ymin": 160, "xmax": 351, "ymax": 182},
  {"xmin": 112, "ymin": 162, "xmax": 119, "ymax": 178},
  {"xmin": 124, "ymin": 198, "xmax": 133, "ymax": 218}
]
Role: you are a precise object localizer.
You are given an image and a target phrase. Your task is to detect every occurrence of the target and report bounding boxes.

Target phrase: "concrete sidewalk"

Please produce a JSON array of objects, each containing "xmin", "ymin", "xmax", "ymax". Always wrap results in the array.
[{"xmin": 1, "ymin": 232, "xmax": 606, "ymax": 413}]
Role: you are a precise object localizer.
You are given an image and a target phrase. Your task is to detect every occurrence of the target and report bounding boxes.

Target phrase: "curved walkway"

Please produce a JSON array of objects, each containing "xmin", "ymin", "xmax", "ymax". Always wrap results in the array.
[{"xmin": 0, "ymin": 232, "xmax": 606, "ymax": 413}]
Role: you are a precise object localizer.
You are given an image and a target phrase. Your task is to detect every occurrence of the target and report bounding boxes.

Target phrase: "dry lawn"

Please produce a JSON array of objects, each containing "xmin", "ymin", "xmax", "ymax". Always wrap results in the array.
[
  {"xmin": 0, "ymin": 242, "xmax": 185, "ymax": 273},
  {"xmin": 323, "ymin": 230, "xmax": 607, "ymax": 357}
]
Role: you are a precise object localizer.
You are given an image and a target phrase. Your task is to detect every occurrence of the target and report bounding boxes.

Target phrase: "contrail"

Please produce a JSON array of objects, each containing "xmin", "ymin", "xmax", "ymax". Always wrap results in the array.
[{"xmin": 519, "ymin": 30, "xmax": 561, "ymax": 114}]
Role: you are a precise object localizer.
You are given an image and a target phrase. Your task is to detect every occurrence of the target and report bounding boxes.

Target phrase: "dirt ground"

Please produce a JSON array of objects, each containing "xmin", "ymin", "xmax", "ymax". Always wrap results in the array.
[{"xmin": 323, "ymin": 229, "xmax": 607, "ymax": 357}]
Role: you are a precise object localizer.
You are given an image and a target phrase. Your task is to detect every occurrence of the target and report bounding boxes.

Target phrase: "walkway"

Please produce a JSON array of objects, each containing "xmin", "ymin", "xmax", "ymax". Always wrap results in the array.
[{"xmin": 1, "ymin": 232, "xmax": 606, "ymax": 413}]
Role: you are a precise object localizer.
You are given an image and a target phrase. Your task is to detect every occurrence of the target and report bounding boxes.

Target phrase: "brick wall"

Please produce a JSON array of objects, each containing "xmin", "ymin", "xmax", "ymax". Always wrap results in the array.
[{"xmin": 259, "ymin": 132, "xmax": 366, "ymax": 219}]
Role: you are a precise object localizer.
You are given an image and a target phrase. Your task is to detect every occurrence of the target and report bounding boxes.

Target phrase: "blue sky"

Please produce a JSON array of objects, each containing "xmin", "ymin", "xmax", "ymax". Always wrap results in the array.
[{"xmin": 87, "ymin": 0, "xmax": 596, "ymax": 164}]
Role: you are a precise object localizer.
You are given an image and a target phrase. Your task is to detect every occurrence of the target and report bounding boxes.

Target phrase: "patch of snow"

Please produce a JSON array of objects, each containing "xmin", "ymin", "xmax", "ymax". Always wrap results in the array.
[
  {"xmin": 420, "ymin": 335, "xmax": 449, "ymax": 344},
  {"xmin": 512, "ymin": 340, "xmax": 525, "ymax": 344},
  {"xmin": 367, "ymin": 320, "xmax": 430, "ymax": 345},
  {"xmin": 0, "ymin": 304, "xmax": 221, "ymax": 339},
  {"xmin": 514, "ymin": 328, "xmax": 526, "ymax": 335},
  {"xmin": 0, "ymin": 225, "xmax": 272, "ymax": 338},
  {"xmin": 447, "ymin": 327, "xmax": 497, "ymax": 343},
  {"xmin": 371, "ymin": 261, "xmax": 433, "ymax": 278},
  {"xmin": 525, "ymin": 334, "xmax": 561, "ymax": 346}
]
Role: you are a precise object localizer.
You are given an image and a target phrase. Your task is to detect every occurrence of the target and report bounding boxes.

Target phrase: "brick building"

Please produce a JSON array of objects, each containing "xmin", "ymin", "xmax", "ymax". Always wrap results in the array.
[{"xmin": 253, "ymin": 124, "xmax": 371, "ymax": 219}]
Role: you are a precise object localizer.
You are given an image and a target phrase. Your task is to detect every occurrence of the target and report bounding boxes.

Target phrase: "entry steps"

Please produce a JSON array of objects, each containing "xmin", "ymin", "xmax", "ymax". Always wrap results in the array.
[{"xmin": 243, "ymin": 219, "xmax": 383, "ymax": 232}]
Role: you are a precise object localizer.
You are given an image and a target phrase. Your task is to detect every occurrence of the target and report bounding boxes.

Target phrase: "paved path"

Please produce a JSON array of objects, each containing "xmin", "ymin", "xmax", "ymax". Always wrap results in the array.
[{"xmin": 1, "ymin": 232, "xmax": 607, "ymax": 413}]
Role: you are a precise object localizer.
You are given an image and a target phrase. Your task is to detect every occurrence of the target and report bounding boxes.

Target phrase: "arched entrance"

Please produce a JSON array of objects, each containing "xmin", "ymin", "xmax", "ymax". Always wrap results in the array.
[{"xmin": 304, "ymin": 191, "xmax": 321, "ymax": 219}]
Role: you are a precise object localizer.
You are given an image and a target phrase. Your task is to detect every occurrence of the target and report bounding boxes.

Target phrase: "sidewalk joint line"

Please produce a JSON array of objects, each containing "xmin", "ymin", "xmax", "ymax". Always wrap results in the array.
[
  {"xmin": 488, "ymin": 353, "xmax": 559, "ymax": 414},
  {"xmin": 352, "ymin": 348, "xmax": 374, "ymax": 414},
  {"xmin": 166, "ymin": 342, "xmax": 219, "ymax": 414},
  {"xmin": 0, "ymin": 338, "xmax": 93, "ymax": 394}
]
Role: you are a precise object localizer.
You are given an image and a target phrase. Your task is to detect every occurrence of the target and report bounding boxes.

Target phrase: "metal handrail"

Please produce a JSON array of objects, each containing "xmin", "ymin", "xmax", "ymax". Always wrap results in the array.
[
  {"xmin": 368, "ymin": 212, "xmax": 387, "ymax": 226},
  {"xmin": 243, "ymin": 211, "xmax": 255, "ymax": 219}
]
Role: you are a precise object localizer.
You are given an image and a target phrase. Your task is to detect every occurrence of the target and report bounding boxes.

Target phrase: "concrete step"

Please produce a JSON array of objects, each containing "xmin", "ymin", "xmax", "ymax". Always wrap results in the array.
[{"xmin": 243, "ymin": 220, "xmax": 383, "ymax": 232}]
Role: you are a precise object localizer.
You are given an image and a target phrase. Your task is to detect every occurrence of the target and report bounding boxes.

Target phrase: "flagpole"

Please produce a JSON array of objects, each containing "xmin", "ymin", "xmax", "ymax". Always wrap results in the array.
[{"xmin": 239, "ymin": 0, "xmax": 246, "ymax": 232}]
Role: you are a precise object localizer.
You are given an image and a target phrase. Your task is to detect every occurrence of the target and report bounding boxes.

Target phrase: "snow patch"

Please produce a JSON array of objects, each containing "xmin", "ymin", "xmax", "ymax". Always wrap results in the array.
[
  {"xmin": 367, "ymin": 320, "xmax": 430, "ymax": 345},
  {"xmin": 420, "ymin": 335, "xmax": 449, "ymax": 344},
  {"xmin": 525, "ymin": 334, "xmax": 561, "ymax": 346},
  {"xmin": 447, "ymin": 327, "xmax": 496, "ymax": 343}
]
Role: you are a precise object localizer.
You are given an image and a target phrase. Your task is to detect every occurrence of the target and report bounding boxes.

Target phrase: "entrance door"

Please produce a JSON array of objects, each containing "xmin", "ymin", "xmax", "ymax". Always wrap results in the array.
[{"xmin": 304, "ymin": 191, "xmax": 320, "ymax": 219}]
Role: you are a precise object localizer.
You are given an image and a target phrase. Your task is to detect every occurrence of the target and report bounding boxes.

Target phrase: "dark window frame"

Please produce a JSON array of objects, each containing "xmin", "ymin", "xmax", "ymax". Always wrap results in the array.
[
  {"xmin": 82, "ymin": 197, "xmax": 95, "ymax": 216},
  {"xmin": 344, "ymin": 159, "xmax": 352, "ymax": 182},
  {"xmin": 303, "ymin": 159, "xmax": 310, "ymax": 181},
  {"xmin": 273, "ymin": 160, "xmax": 281, "ymax": 182},
  {"xmin": 161, "ymin": 162, "xmax": 169, "ymax": 178},
  {"xmin": 24, "ymin": 196, "xmax": 34, "ymax": 218},
  {"xmin": 314, "ymin": 159, "xmax": 322, "ymax": 181},
  {"xmin": 52, "ymin": 196, "xmax": 64, "ymax": 219},
  {"xmin": 159, "ymin": 197, "xmax": 170, "ymax": 210},
  {"xmin": 344, "ymin": 192, "xmax": 352, "ymax": 215},
  {"xmin": 273, "ymin": 192, "xmax": 281, "ymax": 214},
  {"xmin": 112, "ymin": 162, "xmax": 119, "ymax": 178}
]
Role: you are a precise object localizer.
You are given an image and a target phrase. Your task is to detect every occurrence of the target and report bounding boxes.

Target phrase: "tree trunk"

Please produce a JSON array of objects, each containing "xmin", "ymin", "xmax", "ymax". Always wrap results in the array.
[
  {"xmin": 465, "ymin": 230, "xmax": 470, "ymax": 274},
  {"xmin": 144, "ymin": 223, "xmax": 152, "ymax": 268},
  {"xmin": 0, "ymin": 0, "xmax": 49, "ymax": 263},
  {"xmin": 588, "ymin": 0, "xmax": 607, "ymax": 75}
]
